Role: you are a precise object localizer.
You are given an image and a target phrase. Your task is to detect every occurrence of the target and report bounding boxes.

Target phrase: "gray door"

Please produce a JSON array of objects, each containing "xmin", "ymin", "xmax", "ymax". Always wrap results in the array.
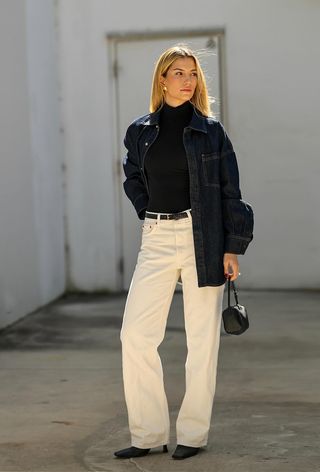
[{"xmin": 115, "ymin": 34, "xmax": 223, "ymax": 289}]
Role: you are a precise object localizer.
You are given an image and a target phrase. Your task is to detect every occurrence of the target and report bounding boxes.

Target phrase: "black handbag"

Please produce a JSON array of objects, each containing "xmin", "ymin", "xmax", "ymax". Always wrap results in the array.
[{"xmin": 222, "ymin": 276, "xmax": 249, "ymax": 335}]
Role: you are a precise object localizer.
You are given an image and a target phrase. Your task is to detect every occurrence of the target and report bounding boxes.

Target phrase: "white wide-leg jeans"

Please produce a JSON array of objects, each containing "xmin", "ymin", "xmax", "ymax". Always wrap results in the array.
[{"xmin": 120, "ymin": 209, "xmax": 225, "ymax": 448}]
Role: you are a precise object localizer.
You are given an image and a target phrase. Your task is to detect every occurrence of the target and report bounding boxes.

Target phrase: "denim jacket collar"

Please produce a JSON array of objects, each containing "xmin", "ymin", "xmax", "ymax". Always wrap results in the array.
[{"xmin": 142, "ymin": 101, "xmax": 208, "ymax": 134}]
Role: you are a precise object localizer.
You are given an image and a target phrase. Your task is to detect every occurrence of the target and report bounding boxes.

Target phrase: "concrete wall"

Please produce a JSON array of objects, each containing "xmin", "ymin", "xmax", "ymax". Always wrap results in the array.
[
  {"xmin": 0, "ymin": 0, "xmax": 65, "ymax": 329},
  {"xmin": 57, "ymin": 0, "xmax": 320, "ymax": 290}
]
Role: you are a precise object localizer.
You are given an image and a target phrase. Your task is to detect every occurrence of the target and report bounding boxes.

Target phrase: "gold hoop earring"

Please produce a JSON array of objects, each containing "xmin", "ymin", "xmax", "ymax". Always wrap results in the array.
[{"xmin": 163, "ymin": 86, "xmax": 167, "ymax": 92}]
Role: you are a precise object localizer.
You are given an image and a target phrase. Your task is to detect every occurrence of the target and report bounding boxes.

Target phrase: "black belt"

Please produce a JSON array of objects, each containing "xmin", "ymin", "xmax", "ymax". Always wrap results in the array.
[{"xmin": 145, "ymin": 210, "xmax": 190, "ymax": 220}]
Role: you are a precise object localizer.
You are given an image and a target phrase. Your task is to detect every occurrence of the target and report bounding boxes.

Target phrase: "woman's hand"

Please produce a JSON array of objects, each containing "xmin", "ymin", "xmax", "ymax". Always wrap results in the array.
[{"xmin": 223, "ymin": 253, "xmax": 240, "ymax": 281}]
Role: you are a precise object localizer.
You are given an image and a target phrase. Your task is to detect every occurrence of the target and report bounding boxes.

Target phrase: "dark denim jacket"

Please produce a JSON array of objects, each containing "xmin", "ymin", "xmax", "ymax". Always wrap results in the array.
[{"xmin": 122, "ymin": 103, "xmax": 254, "ymax": 287}]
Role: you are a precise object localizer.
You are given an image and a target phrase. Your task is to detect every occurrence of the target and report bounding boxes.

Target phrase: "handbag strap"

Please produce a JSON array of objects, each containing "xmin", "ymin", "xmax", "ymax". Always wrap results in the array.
[{"xmin": 227, "ymin": 276, "xmax": 239, "ymax": 306}]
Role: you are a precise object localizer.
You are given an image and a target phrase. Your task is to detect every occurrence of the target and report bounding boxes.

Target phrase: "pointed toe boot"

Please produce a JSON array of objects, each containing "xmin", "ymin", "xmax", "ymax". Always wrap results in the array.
[
  {"xmin": 114, "ymin": 444, "xmax": 168, "ymax": 459},
  {"xmin": 172, "ymin": 444, "xmax": 200, "ymax": 460}
]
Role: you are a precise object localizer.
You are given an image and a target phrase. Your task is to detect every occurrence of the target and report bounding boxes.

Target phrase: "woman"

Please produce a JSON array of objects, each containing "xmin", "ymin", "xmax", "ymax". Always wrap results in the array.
[{"xmin": 114, "ymin": 45, "xmax": 254, "ymax": 460}]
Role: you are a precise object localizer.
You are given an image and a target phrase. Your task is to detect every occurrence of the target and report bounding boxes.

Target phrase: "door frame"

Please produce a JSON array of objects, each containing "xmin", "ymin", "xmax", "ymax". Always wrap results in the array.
[{"xmin": 106, "ymin": 28, "xmax": 227, "ymax": 290}]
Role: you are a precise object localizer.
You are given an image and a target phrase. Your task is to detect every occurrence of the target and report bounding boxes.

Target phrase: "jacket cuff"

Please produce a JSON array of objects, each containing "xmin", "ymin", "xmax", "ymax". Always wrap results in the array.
[
  {"xmin": 224, "ymin": 234, "xmax": 253, "ymax": 255},
  {"xmin": 133, "ymin": 193, "xmax": 149, "ymax": 220}
]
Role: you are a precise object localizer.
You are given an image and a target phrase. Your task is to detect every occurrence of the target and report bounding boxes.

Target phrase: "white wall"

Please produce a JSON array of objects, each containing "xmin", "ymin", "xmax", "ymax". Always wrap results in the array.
[
  {"xmin": 0, "ymin": 0, "xmax": 65, "ymax": 329},
  {"xmin": 57, "ymin": 0, "xmax": 118, "ymax": 291},
  {"xmin": 57, "ymin": 0, "xmax": 320, "ymax": 290}
]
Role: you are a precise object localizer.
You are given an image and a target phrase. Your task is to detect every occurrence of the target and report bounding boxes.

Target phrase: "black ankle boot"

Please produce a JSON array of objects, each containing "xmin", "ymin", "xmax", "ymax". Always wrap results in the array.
[
  {"xmin": 172, "ymin": 444, "xmax": 200, "ymax": 459},
  {"xmin": 114, "ymin": 444, "xmax": 168, "ymax": 458}
]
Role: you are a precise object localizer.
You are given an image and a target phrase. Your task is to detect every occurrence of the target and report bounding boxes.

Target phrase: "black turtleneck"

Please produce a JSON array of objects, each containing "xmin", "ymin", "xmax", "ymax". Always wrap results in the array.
[{"xmin": 144, "ymin": 100, "xmax": 193, "ymax": 213}]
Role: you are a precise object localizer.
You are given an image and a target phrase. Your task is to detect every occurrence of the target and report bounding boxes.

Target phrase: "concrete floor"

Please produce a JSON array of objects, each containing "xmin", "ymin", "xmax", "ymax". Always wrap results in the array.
[{"xmin": 0, "ymin": 288, "xmax": 320, "ymax": 472}]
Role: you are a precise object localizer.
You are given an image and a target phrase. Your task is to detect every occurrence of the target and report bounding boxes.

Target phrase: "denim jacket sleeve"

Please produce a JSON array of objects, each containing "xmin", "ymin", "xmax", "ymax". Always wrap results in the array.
[
  {"xmin": 122, "ymin": 123, "xmax": 149, "ymax": 220},
  {"xmin": 217, "ymin": 122, "xmax": 254, "ymax": 255}
]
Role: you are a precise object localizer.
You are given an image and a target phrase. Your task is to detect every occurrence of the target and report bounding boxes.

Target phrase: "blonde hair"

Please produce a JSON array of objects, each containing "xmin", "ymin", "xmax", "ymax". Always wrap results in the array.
[{"xmin": 149, "ymin": 44, "xmax": 214, "ymax": 117}]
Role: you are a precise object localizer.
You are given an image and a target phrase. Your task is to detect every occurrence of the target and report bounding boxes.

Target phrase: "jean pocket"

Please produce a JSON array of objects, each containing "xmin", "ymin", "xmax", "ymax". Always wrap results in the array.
[
  {"xmin": 142, "ymin": 219, "xmax": 158, "ymax": 235},
  {"xmin": 201, "ymin": 152, "xmax": 221, "ymax": 187}
]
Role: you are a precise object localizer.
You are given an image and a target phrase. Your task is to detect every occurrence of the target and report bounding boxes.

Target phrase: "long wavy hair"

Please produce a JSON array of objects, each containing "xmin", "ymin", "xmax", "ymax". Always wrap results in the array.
[{"xmin": 149, "ymin": 44, "xmax": 214, "ymax": 117}]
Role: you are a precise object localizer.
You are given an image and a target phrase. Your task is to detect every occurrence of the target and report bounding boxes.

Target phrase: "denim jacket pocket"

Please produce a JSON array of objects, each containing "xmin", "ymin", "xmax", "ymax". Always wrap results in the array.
[{"xmin": 201, "ymin": 152, "xmax": 221, "ymax": 187}]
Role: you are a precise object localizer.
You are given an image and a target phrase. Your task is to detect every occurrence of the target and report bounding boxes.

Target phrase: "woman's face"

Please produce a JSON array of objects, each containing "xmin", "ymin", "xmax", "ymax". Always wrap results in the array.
[{"xmin": 160, "ymin": 57, "xmax": 198, "ymax": 107}]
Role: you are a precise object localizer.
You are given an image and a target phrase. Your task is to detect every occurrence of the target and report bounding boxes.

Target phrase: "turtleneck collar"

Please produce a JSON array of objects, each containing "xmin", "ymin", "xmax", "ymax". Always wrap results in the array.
[
  {"xmin": 145, "ymin": 99, "xmax": 207, "ymax": 134},
  {"xmin": 160, "ymin": 100, "xmax": 194, "ymax": 125},
  {"xmin": 161, "ymin": 100, "xmax": 193, "ymax": 114}
]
